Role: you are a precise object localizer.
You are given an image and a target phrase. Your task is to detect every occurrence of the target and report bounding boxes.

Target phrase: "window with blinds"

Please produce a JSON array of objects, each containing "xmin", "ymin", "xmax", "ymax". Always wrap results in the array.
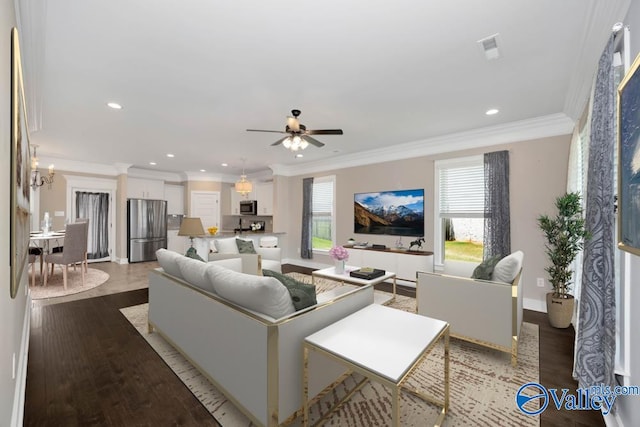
[
  {"xmin": 312, "ymin": 176, "xmax": 335, "ymax": 250},
  {"xmin": 434, "ymin": 156, "xmax": 484, "ymax": 266},
  {"xmin": 438, "ymin": 164, "xmax": 485, "ymax": 217}
]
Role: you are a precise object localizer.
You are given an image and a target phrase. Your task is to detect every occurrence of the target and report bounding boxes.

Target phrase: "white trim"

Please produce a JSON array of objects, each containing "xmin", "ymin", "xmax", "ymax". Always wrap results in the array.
[
  {"xmin": 603, "ymin": 410, "xmax": 623, "ymax": 427},
  {"xmin": 270, "ymin": 113, "xmax": 574, "ymax": 176},
  {"xmin": 10, "ymin": 294, "xmax": 31, "ymax": 427},
  {"xmin": 523, "ymin": 297, "xmax": 546, "ymax": 313}
]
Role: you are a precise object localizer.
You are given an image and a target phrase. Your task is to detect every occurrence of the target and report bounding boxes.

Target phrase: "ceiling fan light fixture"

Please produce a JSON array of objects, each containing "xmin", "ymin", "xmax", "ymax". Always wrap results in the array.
[
  {"xmin": 283, "ymin": 137, "xmax": 292, "ymax": 149},
  {"xmin": 300, "ymin": 138, "xmax": 309, "ymax": 150}
]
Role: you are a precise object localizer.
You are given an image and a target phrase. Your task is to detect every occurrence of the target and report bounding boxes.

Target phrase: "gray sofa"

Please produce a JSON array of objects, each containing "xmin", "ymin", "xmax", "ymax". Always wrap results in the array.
[{"xmin": 149, "ymin": 249, "xmax": 374, "ymax": 426}]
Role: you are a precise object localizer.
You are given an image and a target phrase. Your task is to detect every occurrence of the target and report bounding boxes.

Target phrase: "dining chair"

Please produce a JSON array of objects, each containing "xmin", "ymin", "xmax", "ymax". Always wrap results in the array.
[
  {"xmin": 28, "ymin": 253, "xmax": 38, "ymax": 287},
  {"xmin": 43, "ymin": 222, "xmax": 87, "ymax": 289},
  {"xmin": 75, "ymin": 218, "xmax": 90, "ymax": 272}
]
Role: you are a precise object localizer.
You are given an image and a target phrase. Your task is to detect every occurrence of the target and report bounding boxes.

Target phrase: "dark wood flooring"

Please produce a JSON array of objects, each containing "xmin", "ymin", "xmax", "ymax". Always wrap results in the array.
[{"xmin": 24, "ymin": 265, "xmax": 605, "ymax": 426}]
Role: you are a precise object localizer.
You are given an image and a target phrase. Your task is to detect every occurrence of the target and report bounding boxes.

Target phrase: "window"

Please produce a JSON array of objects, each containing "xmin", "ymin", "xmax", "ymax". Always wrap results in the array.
[
  {"xmin": 434, "ymin": 156, "xmax": 484, "ymax": 267},
  {"xmin": 312, "ymin": 175, "xmax": 335, "ymax": 251}
]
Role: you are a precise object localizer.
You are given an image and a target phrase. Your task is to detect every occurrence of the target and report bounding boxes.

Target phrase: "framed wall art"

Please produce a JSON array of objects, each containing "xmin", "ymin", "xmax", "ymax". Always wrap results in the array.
[
  {"xmin": 10, "ymin": 27, "xmax": 32, "ymax": 298},
  {"xmin": 618, "ymin": 52, "xmax": 640, "ymax": 256}
]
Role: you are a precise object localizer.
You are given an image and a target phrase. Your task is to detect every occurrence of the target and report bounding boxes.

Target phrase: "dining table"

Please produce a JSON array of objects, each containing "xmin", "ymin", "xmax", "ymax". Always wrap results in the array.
[{"xmin": 30, "ymin": 230, "xmax": 65, "ymax": 255}]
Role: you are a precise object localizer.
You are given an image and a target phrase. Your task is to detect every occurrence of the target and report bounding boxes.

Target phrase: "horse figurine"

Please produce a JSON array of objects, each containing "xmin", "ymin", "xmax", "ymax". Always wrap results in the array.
[{"xmin": 408, "ymin": 237, "xmax": 425, "ymax": 251}]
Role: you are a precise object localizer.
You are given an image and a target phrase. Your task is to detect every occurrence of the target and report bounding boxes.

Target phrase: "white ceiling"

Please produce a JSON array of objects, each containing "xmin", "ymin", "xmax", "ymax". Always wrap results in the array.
[{"xmin": 21, "ymin": 0, "xmax": 630, "ymax": 179}]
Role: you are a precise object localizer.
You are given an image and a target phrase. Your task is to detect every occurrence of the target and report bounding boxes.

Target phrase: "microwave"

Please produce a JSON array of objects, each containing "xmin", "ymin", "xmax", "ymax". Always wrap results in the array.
[{"xmin": 239, "ymin": 200, "xmax": 257, "ymax": 215}]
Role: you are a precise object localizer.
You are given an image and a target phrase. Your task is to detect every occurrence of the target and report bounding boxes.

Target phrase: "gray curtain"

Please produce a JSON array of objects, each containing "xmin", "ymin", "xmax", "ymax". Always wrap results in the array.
[
  {"xmin": 76, "ymin": 191, "xmax": 110, "ymax": 259},
  {"xmin": 574, "ymin": 35, "xmax": 616, "ymax": 392},
  {"xmin": 301, "ymin": 177, "xmax": 314, "ymax": 259},
  {"xmin": 483, "ymin": 150, "xmax": 511, "ymax": 259}
]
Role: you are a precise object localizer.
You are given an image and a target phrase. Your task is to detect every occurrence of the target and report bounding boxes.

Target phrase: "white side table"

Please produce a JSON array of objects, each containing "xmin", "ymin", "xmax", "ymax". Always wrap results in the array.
[{"xmin": 302, "ymin": 304, "xmax": 449, "ymax": 426}]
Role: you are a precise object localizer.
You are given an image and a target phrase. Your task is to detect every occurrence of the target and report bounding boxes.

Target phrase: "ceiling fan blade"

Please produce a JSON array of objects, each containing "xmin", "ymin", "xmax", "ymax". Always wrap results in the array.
[
  {"xmin": 306, "ymin": 129, "xmax": 343, "ymax": 135},
  {"xmin": 246, "ymin": 129, "xmax": 287, "ymax": 134},
  {"xmin": 271, "ymin": 136, "xmax": 289, "ymax": 146},
  {"xmin": 303, "ymin": 135, "xmax": 325, "ymax": 147},
  {"xmin": 287, "ymin": 117, "xmax": 300, "ymax": 132}
]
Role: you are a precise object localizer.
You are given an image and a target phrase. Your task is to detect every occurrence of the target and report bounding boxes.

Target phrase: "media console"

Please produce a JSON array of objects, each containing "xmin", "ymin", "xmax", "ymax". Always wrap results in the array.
[{"xmin": 345, "ymin": 245, "xmax": 434, "ymax": 288}]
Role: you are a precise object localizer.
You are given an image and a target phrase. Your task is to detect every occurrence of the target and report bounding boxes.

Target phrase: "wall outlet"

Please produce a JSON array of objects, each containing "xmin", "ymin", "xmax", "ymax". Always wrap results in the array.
[
  {"xmin": 537, "ymin": 278, "xmax": 545, "ymax": 287},
  {"xmin": 54, "ymin": 211, "xmax": 65, "ymax": 217}
]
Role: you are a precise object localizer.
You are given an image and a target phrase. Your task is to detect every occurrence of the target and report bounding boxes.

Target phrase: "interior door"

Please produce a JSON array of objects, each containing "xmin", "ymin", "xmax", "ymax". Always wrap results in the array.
[{"xmin": 190, "ymin": 191, "xmax": 220, "ymax": 230}]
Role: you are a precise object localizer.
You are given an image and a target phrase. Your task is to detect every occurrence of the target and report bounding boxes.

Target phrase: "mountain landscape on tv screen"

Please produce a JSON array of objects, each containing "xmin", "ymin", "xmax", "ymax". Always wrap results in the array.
[{"xmin": 354, "ymin": 189, "xmax": 424, "ymax": 236}]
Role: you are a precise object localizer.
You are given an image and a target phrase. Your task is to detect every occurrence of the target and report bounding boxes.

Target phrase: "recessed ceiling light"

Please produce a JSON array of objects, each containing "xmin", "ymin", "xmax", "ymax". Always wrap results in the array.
[
  {"xmin": 221, "ymin": 163, "xmax": 228, "ymax": 167},
  {"xmin": 107, "ymin": 102, "xmax": 122, "ymax": 110},
  {"xmin": 166, "ymin": 153, "xmax": 175, "ymax": 158},
  {"xmin": 149, "ymin": 162, "xmax": 157, "ymax": 166},
  {"xmin": 485, "ymin": 108, "xmax": 499, "ymax": 116},
  {"xmin": 295, "ymin": 154, "xmax": 303, "ymax": 158},
  {"xmin": 200, "ymin": 169, "xmax": 206, "ymax": 172}
]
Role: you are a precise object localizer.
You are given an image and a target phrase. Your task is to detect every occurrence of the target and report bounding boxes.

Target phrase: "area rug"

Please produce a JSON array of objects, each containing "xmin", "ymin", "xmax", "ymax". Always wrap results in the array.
[
  {"xmin": 121, "ymin": 274, "xmax": 539, "ymax": 426},
  {"xmin": 30, "ymin": 268, "xmax": 110, "ymax": 300}
]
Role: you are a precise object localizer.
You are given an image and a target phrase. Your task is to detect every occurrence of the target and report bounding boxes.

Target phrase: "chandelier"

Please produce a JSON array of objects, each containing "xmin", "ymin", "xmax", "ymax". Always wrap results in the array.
[
  {"xmin": 31, "ymin": 145, "xmax": 55, "ymax": 190},
  {"xmin": 235, "ymin": 159, "xmax": 252, "ymax": 195}
]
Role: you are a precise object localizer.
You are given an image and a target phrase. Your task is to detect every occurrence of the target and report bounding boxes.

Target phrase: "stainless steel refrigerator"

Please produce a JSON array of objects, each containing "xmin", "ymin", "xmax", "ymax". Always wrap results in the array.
[{"xmin": 127, "ymin": 199, "xmax": 167, "ymax": 263}]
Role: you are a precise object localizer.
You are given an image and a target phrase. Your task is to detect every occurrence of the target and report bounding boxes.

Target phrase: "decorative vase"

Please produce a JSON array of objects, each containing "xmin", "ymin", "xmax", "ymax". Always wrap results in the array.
[
  {"xmin": 546, "ymin": 293, "xmax": 575, "ymax": 328},
  {"xmin": 335, "ymin": 260, "xmax": 345, "ymax": 274}
]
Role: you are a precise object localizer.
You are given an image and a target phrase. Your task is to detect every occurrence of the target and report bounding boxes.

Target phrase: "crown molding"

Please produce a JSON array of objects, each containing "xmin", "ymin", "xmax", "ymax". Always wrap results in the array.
[
  {"xmin": 38, "ymin": 156, "xmax": 122, "ymax": 176},
  {"xmin": 270, "ymin": 113, "xmax": 575, "ymax": 177}
]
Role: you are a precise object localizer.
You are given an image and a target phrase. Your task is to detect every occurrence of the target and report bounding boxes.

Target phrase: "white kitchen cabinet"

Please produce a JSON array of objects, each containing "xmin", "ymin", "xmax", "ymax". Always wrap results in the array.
[
  {"xmin": 255, "ymin": 182, "xmax": 273, "ymax": 215},
  {"xmin": 128, "ymin": 177, "xmax": 165, "ymax": 199},
  {"xmin": 346, "ymin": 247, "xmax": 433, "ymax": 286},
  {"xmin": 164, "ymin": 184, "xmax": 184, "ymax": 214}
]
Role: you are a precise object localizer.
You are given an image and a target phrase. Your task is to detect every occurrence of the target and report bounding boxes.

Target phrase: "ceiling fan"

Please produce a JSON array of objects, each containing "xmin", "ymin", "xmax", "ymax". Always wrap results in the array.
[{"xmin": 246, "ymin": 109, "xmax": 343, "ymax": 151}]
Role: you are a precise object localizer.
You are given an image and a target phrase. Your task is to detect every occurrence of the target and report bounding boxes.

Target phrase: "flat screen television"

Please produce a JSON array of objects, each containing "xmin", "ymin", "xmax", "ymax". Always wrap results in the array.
[{"xmin": 354, "ymin": 189, "xmax": 424, "ymax": 236}]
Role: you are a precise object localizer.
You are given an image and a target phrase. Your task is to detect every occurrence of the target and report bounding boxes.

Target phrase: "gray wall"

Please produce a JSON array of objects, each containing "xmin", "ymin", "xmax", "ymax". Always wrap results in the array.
[
  {"xmin": 0, "ymin": 1, "xmax": 30, "ymax": 425},
  {"xmin": 277, "ymin": 133, "xmax": 571, "ymax": 308}
]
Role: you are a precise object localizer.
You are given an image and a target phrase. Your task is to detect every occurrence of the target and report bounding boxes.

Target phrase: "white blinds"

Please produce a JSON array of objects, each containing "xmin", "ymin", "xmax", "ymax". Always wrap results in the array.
[
  {"xmin": 313, "ymin": 180, "xmax": 333, "ymax": 214},
  {"xmin": 439, "ymin": 164, "xmax": 484, "ymax": 217}
]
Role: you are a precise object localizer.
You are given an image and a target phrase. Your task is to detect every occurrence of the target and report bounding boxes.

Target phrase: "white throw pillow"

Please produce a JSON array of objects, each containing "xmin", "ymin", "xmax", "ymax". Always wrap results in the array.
[
  {"xmin": 206, "ymin": 265, "xmax": 295, "ymax": 319},
  {"xmin": 491, "ymin": 251, "xmax": 524, "ymax": 284},
  {"xmin": 214, "ymin": 237, "xmax": 240, "ymax": 254},
  {"xmin": 176, "ymin": 256, "xmax": 214, "ymax": 292},
  {"xmin": 208, "ymin": 257, "xmax": 243, "ymax": 273},
  {"xmin": 156, "ymin": 249, "xmax": 183, "ymax": 279}
]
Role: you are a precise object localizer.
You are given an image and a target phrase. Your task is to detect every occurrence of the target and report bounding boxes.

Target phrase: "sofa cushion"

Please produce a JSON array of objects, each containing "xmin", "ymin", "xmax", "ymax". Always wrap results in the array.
[
  {"xmin": 207, "ymin": 265, "xmax": 295, "ymax": 319},
  {"xmin": 176, "ymin": 256, "xmax": 214, "ymax": 292},
  {"xmin": 208, "ymin": 257, "xmax": 243, "ymax": 273},
  {"xmin": 491, "ymin": 251, "xmax": 524, "ymax": 284},
  {"xmin": 156, "ymin": 249, "xmax": 184, "ymax": 279},
  {"xmin": 214, "ymin": 237, "xmax": 239, "ymax": 254},
  {"xmin": 471, "ymin": 255, "xmax": 503, "ymax": 280},
  {"xmin": 236, "ymin": 238, "xmax": 257, "ymax": 254},
  {"xmin": 262, "ymin": 269, "xmax": 317, "ymax": 311}
]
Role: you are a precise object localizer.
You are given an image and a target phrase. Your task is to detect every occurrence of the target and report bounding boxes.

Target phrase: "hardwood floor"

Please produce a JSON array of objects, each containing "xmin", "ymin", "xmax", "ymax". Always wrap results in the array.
[{"xmin": 24, "ymin": 262, "xmax": 605, "ymax": 426}]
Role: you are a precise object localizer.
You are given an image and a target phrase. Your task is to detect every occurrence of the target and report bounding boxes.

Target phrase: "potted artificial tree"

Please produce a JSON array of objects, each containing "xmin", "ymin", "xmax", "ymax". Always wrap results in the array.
[{"xmin": 537, "ymin": 192, "xmax": 589, "ymax": 328}]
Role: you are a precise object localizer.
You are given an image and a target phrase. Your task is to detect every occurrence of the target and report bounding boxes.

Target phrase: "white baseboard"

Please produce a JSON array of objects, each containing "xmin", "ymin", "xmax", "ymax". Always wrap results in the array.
[
  {"xmin": 11, "ymin": 294, "xmax": 31, "ymax": 427},
  {"xmin": 604, "ymin": 410, "xmax": 622, "ymax": 427},
  {"xmin": 524, "ymin": 297, "xmax": 546, "ymax": 313},
  {"xmin": 115, "ymin": 257, "xmax": 129, "ymax": 264}
]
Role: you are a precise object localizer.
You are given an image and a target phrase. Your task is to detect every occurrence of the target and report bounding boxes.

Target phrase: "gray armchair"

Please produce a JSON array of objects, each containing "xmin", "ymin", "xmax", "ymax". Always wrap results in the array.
[{"xmin": 44, "ymin": 222, "xmax": 88, "ymax": 289}]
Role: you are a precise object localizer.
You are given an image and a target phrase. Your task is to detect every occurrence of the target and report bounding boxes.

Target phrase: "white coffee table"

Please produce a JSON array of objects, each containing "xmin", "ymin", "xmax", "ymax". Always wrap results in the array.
[
  {"xmin": 312, "ymin": 265, "xmax": 397, "ymax": 304},
  {"xmin": 302, "ymin": 304, "xmax": 450, "ymax": 427}
]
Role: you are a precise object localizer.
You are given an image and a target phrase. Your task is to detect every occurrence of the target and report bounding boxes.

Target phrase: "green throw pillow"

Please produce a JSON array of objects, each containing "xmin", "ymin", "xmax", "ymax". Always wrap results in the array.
[
  {"xmin": 236, "ymin": 238, "xmax": 257, "ymax": 254},
  {"xmin": 263, "ymin": 269, "xmax": 317, "ymax": 311},
  {"xmin": 471, "ymin": 255, "xmax": 503, "ymax": 280},
  {"xmin": 184, "ymin": 247, "xmax": 205, "ymax": 262}
]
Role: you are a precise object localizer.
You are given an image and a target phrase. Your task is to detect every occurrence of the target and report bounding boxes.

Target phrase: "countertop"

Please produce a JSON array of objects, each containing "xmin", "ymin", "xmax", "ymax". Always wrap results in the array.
[{"xmin": 197, "ymin": 231, "xmax": 286, "ymax": 238}]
